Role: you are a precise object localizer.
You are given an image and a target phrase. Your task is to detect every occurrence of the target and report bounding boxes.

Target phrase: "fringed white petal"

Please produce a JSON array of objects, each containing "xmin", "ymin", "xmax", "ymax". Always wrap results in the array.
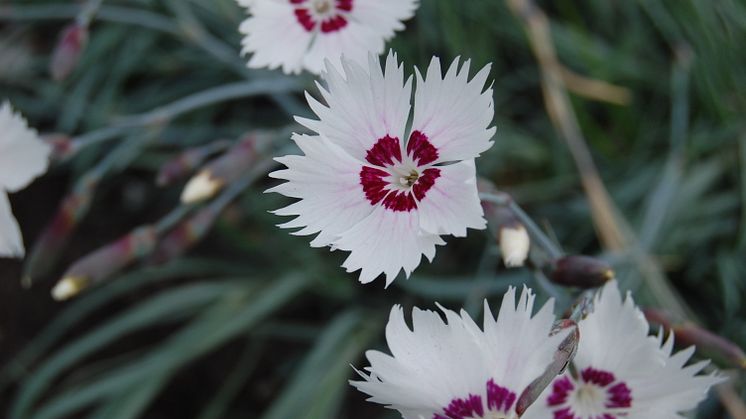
[
  {"xmin": 335, "ymin": 206, "xmax": 444, "ymax": 285},
  {"xmin": 0, "ymin": 192, "xmax": 24, "ymax": 257},
  {"xmin": 297, "ymin": 51, "xmax": 412, "ymax": 160},
  {"xmin": 573, "ymin": 280, "xmax": 664, "ymax": 378},
  {"xmin": 411, "ymin": 57, "xmax": 495, "ymax": 162},
  {"xmin": 348, "ymin": 0, "xmax": 419, "ymax": 40},
  {"xmin": 482, "ymin": 287, "xmax": 565, "ymax": 392},
  {"xmin": 627, "ymin": 331, "xmax": 724, "ymax": 417},
  {"xmin": 237, "ymin": 0, "xmax": 313, "ymax": 75},
  {"xmin": 267, "ymin": 133, "xmax": 372, "ymax": 248},
  {"xmin": 302, "ymin": 21, "xmax": 384, "ymax": 74},
  {"xmin": 0, "ymin": 101, "xmax": 50, "ymax": 193},
  {"xmin": 415, "ymin": 159, "xmax": 486, "ymax": 237}
]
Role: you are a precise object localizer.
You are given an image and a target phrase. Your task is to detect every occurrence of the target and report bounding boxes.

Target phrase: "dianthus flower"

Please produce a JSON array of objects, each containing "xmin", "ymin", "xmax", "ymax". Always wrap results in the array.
[
  {"xmin": 269, "ymin": 51, "xmax": 495, "ymax": 284},
  {"xmin": 523, "ymin": 280, "xmax": 722, "ymax": 419},
  {"xmin": 351, "ymin": 287, "xmax": 566, "ymax": 419},
  {"xmin": 236, "ymin": 0, "xmax": 419, "ymax": 74}
]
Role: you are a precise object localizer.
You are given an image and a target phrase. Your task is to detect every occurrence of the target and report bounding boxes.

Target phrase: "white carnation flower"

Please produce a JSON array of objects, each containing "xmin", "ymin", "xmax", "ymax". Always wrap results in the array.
[
  {"xmin": 0, "ymin": 101, "xmax": 51, "ymax": 257},
  {"xmin": 523, "ymin": 280, "xmax": 723, "ymax": 419},
  {"xmin": 268, "ymin": 51, "xmax": 495, "ymax": 285},
  {"xmin": 237, "ymin": 0, "xmax": 419, "ymax": 74},
  {"xmin": 351, "ymin": 286, "xmax": 566, "ymax": 419}
]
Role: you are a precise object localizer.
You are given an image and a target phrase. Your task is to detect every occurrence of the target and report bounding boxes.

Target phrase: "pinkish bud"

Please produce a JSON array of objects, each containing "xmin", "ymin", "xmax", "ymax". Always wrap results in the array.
[
  {"xmin": 50, "ymin": 23, "xmax": 88, "ymax": 82},
  {"xmin": 23, "ymin": 177, "xmax": 97, "ymax": 284},
  {"xmin": 549, "ymin": 255, "xmax": 614, "ymax": 289},
  {"xmin": 156, "ymin": 140, "xmax": 231, "ymax": 186},
  {"xmin": 150, "ymin": 206, "xmax": 219, "ymax": 264},
  {"xmin": 52, "ymin": 226, "xmax": 157, "ymax": 300},
  {"xmin": 42, "ymin": 133, "xmax": 75, "ymax": 161},
  {"xmin": 180, "ymin": 135, "xmax": 258, "ymax": 204}
]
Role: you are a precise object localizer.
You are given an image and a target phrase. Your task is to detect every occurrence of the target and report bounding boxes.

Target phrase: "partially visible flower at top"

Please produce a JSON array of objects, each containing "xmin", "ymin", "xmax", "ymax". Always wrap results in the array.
[
  {"xmin": 351, "ymin": 286, "xmax": 567, "ymax": 419},
  {"xmin": 268, "ymin": 51, "xmax": 495, "ymax": 285},
  {"xmin": 0, "ymin": 101, "xmax": 51, "ymax": 258},
  {"xmin": 522, "ymin": 280, "xmax": 723, "ymax": 419},
  {"xmin": 236, "ymin": 0, "xmax": 419, "ymax": 74}
]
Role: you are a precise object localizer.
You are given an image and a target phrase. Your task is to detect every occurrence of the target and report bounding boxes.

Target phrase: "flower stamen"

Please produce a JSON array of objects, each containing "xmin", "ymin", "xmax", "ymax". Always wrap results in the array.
[
  {"xmin": 400, "ymin": 170, "xmax": 419, "ymax": 187},
  {"xmin": 313, "ymin": 0, "xmax": 332, "ymax": 14}
]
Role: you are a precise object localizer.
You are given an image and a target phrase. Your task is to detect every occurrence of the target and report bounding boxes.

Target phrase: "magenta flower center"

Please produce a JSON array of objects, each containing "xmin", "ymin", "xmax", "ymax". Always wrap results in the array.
[
  {"xmin": 433, "ymin": 379, "xmax": 518, "ymax": 419},
  {"xmin": 547, "ymin": 367, "xmax": 632, "ymax": 419},
  {"xmin": 291, "ymin": 0, "xmax": 353, "ymax": 33},
  {"xmin": 360, "ymin": 131, "xmax": 441, "ymax": 212}
]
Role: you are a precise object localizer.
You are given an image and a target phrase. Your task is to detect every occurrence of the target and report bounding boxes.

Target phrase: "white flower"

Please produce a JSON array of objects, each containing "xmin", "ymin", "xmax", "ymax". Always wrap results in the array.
[
  {"xmin": 268, "ymin": 51, "xmax": 495, "ymax": 285},
  {"xmin": 522, "ymin": 280, "xmax": 723, "ymax": 419},
  {"xmin": 237, "ymin": 0, "xmax": 419, "ymax": 74},
  {"xmin": 0, "ymin": 101, "xmax": 50, "ymax": 258},
  {"xmin": 351, "ymin": 287, "xmax": 567, "ymax": 419}
]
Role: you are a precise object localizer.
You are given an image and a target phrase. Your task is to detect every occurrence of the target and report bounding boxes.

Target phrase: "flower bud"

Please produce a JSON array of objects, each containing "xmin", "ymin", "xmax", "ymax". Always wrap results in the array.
[
  {"xmin": 179, "ymin": 135, "xmax": 257, "ymax": 204},
  {"xmin": 23, "ymin": 177, "xmax": 96, "ymax": 284},
  {"xmin": 499, "ymin": 222, "xmax": 530, "ymax": 268},
  {"xmin": 51, "ymin": 276, "xmax": 88, "ymax": 301},
  {"xmin": 481, "ymin": 196, "xmax": 531, "ymax": 268},
  {"xmin": 517, "ymin": 319, "xmax": 579, "ymax": 415},
  {"xmin": 51, "ymin": 226, "xmax": 156, "ymax": 300},
  {"xmin": 42, "ymin": 133, "xmax": 75, "ymax": 162},
  {"xmin": 156, "ymin": 140, "xmax": 230, "ymax": 186},
  {"xmin": 50, "ymin": 22, "xmax": 88, "ymax": 82},
  {"xmin": 549, "ymin": 255, "xmax": 614, "ymax": 289},
  {"xmin": 180, "ymin": 169, "xmax": 224, "ymax": 204},
  {"xmin": 150, "ymin": 206, "xmax": 219, "ymax": 264}
]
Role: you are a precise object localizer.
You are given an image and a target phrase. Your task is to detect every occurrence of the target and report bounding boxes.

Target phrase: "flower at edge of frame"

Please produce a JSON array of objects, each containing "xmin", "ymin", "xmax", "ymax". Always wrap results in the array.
[
  {"xmin": 351, "ymin": 286, "xmax": 568, "ymax": 419},
  {"xmin": 0, "ymin": 101, "xmax": 51, "ymax": 258},
  {"xmin": 522, "ymin": 280, "xmax": 724, "ymax": 419}
]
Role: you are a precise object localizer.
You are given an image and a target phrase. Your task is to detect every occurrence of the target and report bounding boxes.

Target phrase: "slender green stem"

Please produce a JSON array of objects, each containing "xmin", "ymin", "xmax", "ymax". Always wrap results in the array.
[
  {"xmin": 0, "ymin": 3, "xmax": 308, "ymax": 117},
  {"xmin": 479, "ymin": 192, "xmax": 564, "ymax": 259},
  {"xmin": 163, "ymin": 0, "xmax": 245, "ymax": 73},
  {"xmin": 77, "ymin": 0, "xmax": 104, "ymax": 26},
  {"xmin": 154, "ymin": 205, "xmax": 194, "ymax": 235},
  {"xmin": 197, "ymin": 339, "xmax": 263, "ymax": 419},
  {"xmin": 69, "ymin": 79, "xmax": 301, "ymax": 157},
  {"xmin": 116, "ymin": 79, "xmax": 301, "ymax": 126},
  {"xmin": 479, "ymin": 191, "xmax": 569, "ymax": 304},
  {"xmin": 0, "ymin": 5, "xmax": 178, "ymax": 34},
  {"xmin": 211, "ymin": 144, "xmax": 296, "ymax": 211}
]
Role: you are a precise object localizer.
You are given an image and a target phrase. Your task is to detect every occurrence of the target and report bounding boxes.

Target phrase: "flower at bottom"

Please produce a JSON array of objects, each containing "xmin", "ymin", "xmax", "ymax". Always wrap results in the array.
[
  {"xmin": 522, "ymin": 280, "xmax": 723, "ymax": 419},
  {"xmin": 351, "ymin": 287, "xmax": 567, "ymax": 419}
]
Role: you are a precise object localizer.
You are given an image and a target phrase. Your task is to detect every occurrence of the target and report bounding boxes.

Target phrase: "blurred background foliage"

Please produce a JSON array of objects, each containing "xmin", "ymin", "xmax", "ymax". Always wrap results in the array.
[{"xmin": 0, "ymin": 0, "xmax": 744, "ymax": 417}]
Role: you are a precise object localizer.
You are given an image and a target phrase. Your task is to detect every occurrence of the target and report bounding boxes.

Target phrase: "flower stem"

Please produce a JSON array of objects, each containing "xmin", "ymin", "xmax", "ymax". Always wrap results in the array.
[
  {"xmin": 67, "ymin": 79, "xmax": 301, "ymax": 159},
  {"xmin": 77, "ymin": 0, "xmax": 104, "ymax": 26},
  {"xmin": 479, "ymin": 191, "xmax": 563, "ymax": 260}
]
